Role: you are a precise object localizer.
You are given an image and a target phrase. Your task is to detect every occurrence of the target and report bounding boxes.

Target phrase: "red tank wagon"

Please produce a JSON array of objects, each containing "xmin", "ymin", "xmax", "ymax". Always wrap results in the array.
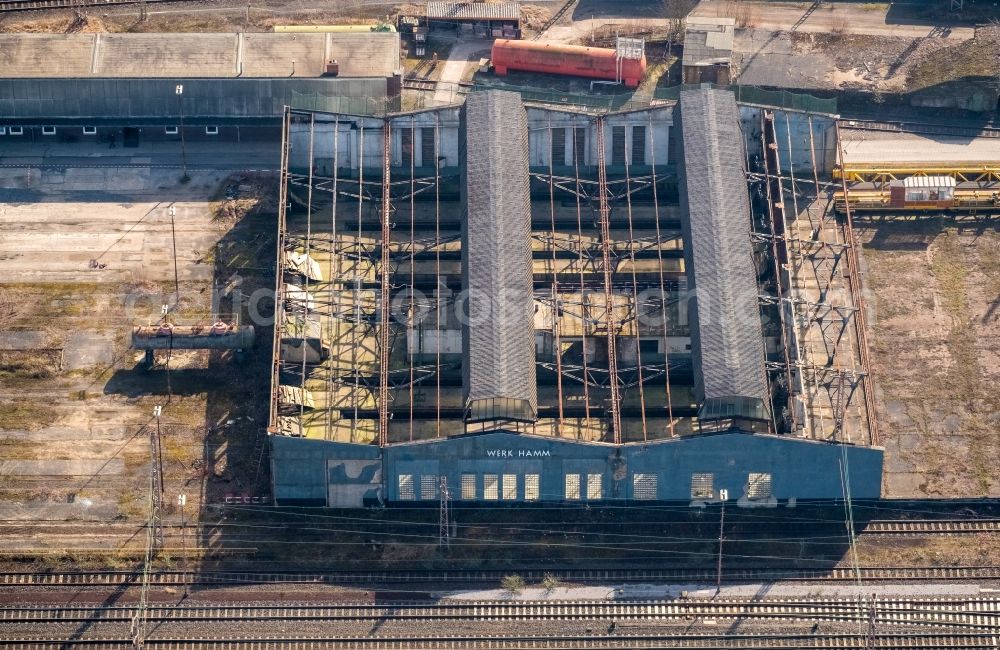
[{"xmin": 491, "ymin": 39, "xmax": 647, "ymax": 88}]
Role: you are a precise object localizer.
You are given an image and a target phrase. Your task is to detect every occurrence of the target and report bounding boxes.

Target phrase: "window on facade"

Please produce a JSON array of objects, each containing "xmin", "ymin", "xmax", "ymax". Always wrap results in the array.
[
  {"xmin": 461, "ymin": 473, "xmax": 476, "ymax": 500},
  {"xmin": 398, "ymin": 474, "xmax": 415, "ymax": 500},
  {"xmin": 421, "ymin": 127, "xmax": 436, "ymax": 167},
  {"xmin": 525, "ymin": 474, "xmax": 540, "ymax": 501},
  {"xmin": 400, "ymin": 127, "xmax": 414, "ymax": 166},
  {"xmin": 9, "ymin": 127, "xmax": 23, "ymax": 136},
  {"xmin": 691, "ymin": 473, "xmax": 714, "ymax": 500},
  {"xmin": 82, "ymin": 126, "xmax": 97, "ymax": 135},
  {"xmin": 573, "ymin": 127, "xmax": 586, "ymax": 165},
  {"xmin": 565, "ymin": 473, "xmax": 581, "ymax": 500},
  {"xmin": 747, "ymin": 472, "xmax": 772, "ymax": 500},
  {"xmin": 631, "ymin": 125, "xmax": 646, "ymax": 166},
  {"xmin": 0, "ymin": 127, "xmax": 6, "ymax": 136},
  {"xmin": 483, "ymin": 473, "xmax": 499, "ymax": 500},
  {"xmin": 205, "ymin": 126, "xmax": 219, "ymax": 135},
  {"xmin": 587, "ymin": 473, "xmax": 603, "ymax": 500},
  {"xmin": 633, "ymin": 473, "xmax": 658, "ymax": 500},
  {"xmin": 41, "ymin": 126, "xmax": 56, "ymax": 135},
  {"xmin": 502, "ymin": 474, "xmax": 517, "ymax": 500},
  {"xmin": 420, "ymin": 475, "xmax": 438, "ymax": 500},
  {"xmin": 165, "ymin": 126, "xmax": 179, "ymax": 135},
  {"xmin": 638, "ymin": 339, "xmax": 659, "ymax": 355},
  {"xmin": 550, "ymin": 127, "xmax": 566, "ymax": 167},
  {"xmin": 612, "ymin": 125, "xmax": 626, "ymax": 165}
]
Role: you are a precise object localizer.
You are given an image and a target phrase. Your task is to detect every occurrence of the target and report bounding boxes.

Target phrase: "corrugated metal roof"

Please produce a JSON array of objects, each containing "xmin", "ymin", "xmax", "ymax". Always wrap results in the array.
[
  {"xmin": 839, "ymin": 131, "xmax": 1000, "ymax": 165},
  {"xmin": 677, "ymin": 87, "xmax": 769, "ymax": 406},
  {"xmin": 0, "ymin": 78, "xmax": 389, "ymax": 119},
  {"xmin": 0, "ymin": 32, "xmax": 399, "ymax": 79},
  {"xmin": 461, "ymin": 90, "xmax": 537, "ymax": 421},
  {"xmin": 903, "ymin": 175, "xmax": 956, "ymax": 188},
  {"xmin": 427, "ymin": 1, "xmax": 520, "ymax": 21}
]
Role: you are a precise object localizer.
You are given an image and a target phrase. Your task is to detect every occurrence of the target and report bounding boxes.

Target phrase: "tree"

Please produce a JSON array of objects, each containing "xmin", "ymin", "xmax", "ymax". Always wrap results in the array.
[
  {"xmin": 501, "ymin": 574, "xmax": 526, "ymax": 594},
  {"xmin": 662, "ymin": 0, "xmax": 698, "ymax": 60}
]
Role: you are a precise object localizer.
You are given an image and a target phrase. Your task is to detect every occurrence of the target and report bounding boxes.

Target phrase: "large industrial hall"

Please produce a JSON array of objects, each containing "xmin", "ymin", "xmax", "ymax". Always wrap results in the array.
[
  {"xmin": 267, "ymin": 87, "xmax": 883, "ymax": 507},
  {"xmin": 0, "ymin": 31, "xmax": 401, "ymax": 140}
]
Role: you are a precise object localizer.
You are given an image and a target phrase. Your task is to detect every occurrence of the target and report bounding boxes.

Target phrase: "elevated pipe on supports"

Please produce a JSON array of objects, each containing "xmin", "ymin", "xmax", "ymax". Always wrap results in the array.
[{"xmin": 131, "ymin": 324, "xmax": 255, "ymax": 351}]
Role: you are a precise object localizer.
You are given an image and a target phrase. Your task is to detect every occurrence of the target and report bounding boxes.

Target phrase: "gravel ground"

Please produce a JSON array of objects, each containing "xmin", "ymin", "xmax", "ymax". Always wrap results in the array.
[{"xmin": 0, "ymin": 617, "xmax": 966, "ymax": 641}]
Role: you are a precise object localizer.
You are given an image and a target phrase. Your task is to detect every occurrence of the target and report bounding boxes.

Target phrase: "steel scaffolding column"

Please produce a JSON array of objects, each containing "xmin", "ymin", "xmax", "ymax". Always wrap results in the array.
[
  {"xmin": 835, "ymin": 120, "xmax": 881, "ymax": 447},
  {"xmin": 760, "ymin": 110, "xmax": 800, "ymax": 433},
  {"xmin": 595, "ymin": 116, "xmax": 622, "ymax": 444},
  {"xmin": 268, "ymin": 107, "xmax": 292, "ymax": 434},
  {"xmin": 378, "ymin": 120, "xmax": 392, "ymax": 447}
]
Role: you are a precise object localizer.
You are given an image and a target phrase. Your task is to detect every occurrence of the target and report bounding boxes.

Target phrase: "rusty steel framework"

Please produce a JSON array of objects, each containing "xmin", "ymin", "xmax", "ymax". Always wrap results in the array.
[
  {"xmin": 595, "ymin": 116, "xmax": 622, "ymax": 444},
  {"xmin": 378, "ymin": 120, "xmax": 392, "ymax": 447},
  {"xmin": 751, "ymin": 112, "xmax": 877, "ymax": 446},
  {"xmin": 273, "ymin": 109, "xmax": 683, "ymax": 445},
  {"xmin": 529, "ymin": 113, "xmax": 680, "ymax": 442},
  {"xmin": 270, "ymin": 102, "xmax": 822, "ymax": 445},
  {"xmin": 267, "ymin": 108, "xmax": 292, "ymax": 435},
  {"xmin": 759, "ymin": 110, "xmax": 799, "ymax": 433},
  {"xmin": 834, "ymin": 121, "xmax": 880, "ymax": 446},
  {"xmin": 269, "ymin": 111, "xmax": 453, "ymax": 442},
  {"xmin": 545, "ymin": 116, "xmax": 565, "ymax": 436},
  {"xmin": 647, "ymin": 110, "xmax": 677, "ymax": 437}
]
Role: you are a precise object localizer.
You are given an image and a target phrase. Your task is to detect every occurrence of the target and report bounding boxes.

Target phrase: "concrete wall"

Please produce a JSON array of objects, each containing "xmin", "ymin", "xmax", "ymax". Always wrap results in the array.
[
  {"xmin": 909, "ymin": 80, "xmax": 1000, "ymax": 113},
  {"xmin": 290, "ymin": 107, "xmax": 462, "ymax": 172},
  {"xmin": 739, "ymin": 106, "xmax": 837, "ymax": 175},
  {"xmin": 288, "ymin": 102, "xmax": 678, "ymax": 175},
  {"xmin": 525, "ymin": 105, "xmax": 673, "ymax": 170},
  {"xmin": 389, "ymin": 108, "xmax": 462, "ymax": 169}
]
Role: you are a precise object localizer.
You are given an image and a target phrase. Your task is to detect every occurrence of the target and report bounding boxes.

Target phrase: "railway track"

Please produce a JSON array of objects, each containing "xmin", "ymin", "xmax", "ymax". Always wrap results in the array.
[
  {"xmin": 2, "ymin": 633, "xmax": 1000, "ymax": 649},
  {"xmin": 3, "ymin": 565, "xmax": 1000, "ymax": 588},
  {"xmin": 866, "ymin": 520, "xmax": 1000, "ymax": 534},
  {"xmin": 532, "ymin": 0, "xmax": 579, "ymax": 40},
  {"xmin": 402, "ymin": 79, "xmax": 438, "ymax": 92},
  {"xmin": 2, "ymin": 598, "xmax": 1000, "ymax": 626},
  {"xmin": 0, "ymin": 0, "xmax": 175, "ymax": 11},
  {"xmin": 841, "ymin": 119, "xmax": 1000, "ymax": 139},
  {"xmin": 401, "ymin": 79, "xmax": 472, "ymax": 93},
  {"xmin": 402, "ymin": 79, "xmax": 436, "ymax": 92},
  {"xmin": 5, "ymin": 517, "xmax": 999, "ymax": 535}
]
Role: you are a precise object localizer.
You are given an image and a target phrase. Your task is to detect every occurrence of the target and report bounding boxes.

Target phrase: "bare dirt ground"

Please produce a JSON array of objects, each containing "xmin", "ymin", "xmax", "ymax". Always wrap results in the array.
[
  {"xmin": 540, "ymin": 0, "xmax": 976, "ymax": 43},
  {"xmin": 777, "ymin": 24, "xmax": 1000, "ymax": 93},
  {"xmin": 531, "ymin": 1, "xmax": 984, "ymax": 96},
  {"xmin": 0, "ymin": 0, "xmax": 412, "ymax": 33},
  {"xmin": 734, "ymin": 30, "xmax": 960, "ymax": 92},
  {"xmin": 858, "ymin": 220, "xmax": 1000, "ymax": 497},
  {"xmin": 0, "ymin": 163, "xmax": 276, "ymax": 561}
]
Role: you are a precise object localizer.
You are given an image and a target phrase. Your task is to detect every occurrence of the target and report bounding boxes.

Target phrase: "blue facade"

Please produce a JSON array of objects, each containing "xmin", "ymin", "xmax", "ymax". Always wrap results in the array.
[
  {"xmin": 272, "ymin": 430, "xmax": 883, "ymax": 506},
  {"xmin": 270, "ymin": 436, "xmax": 381, "ymax": 506},
  {"xmin": 625, "ymin": 433, "xmax": 883, "ymax": 502}
]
